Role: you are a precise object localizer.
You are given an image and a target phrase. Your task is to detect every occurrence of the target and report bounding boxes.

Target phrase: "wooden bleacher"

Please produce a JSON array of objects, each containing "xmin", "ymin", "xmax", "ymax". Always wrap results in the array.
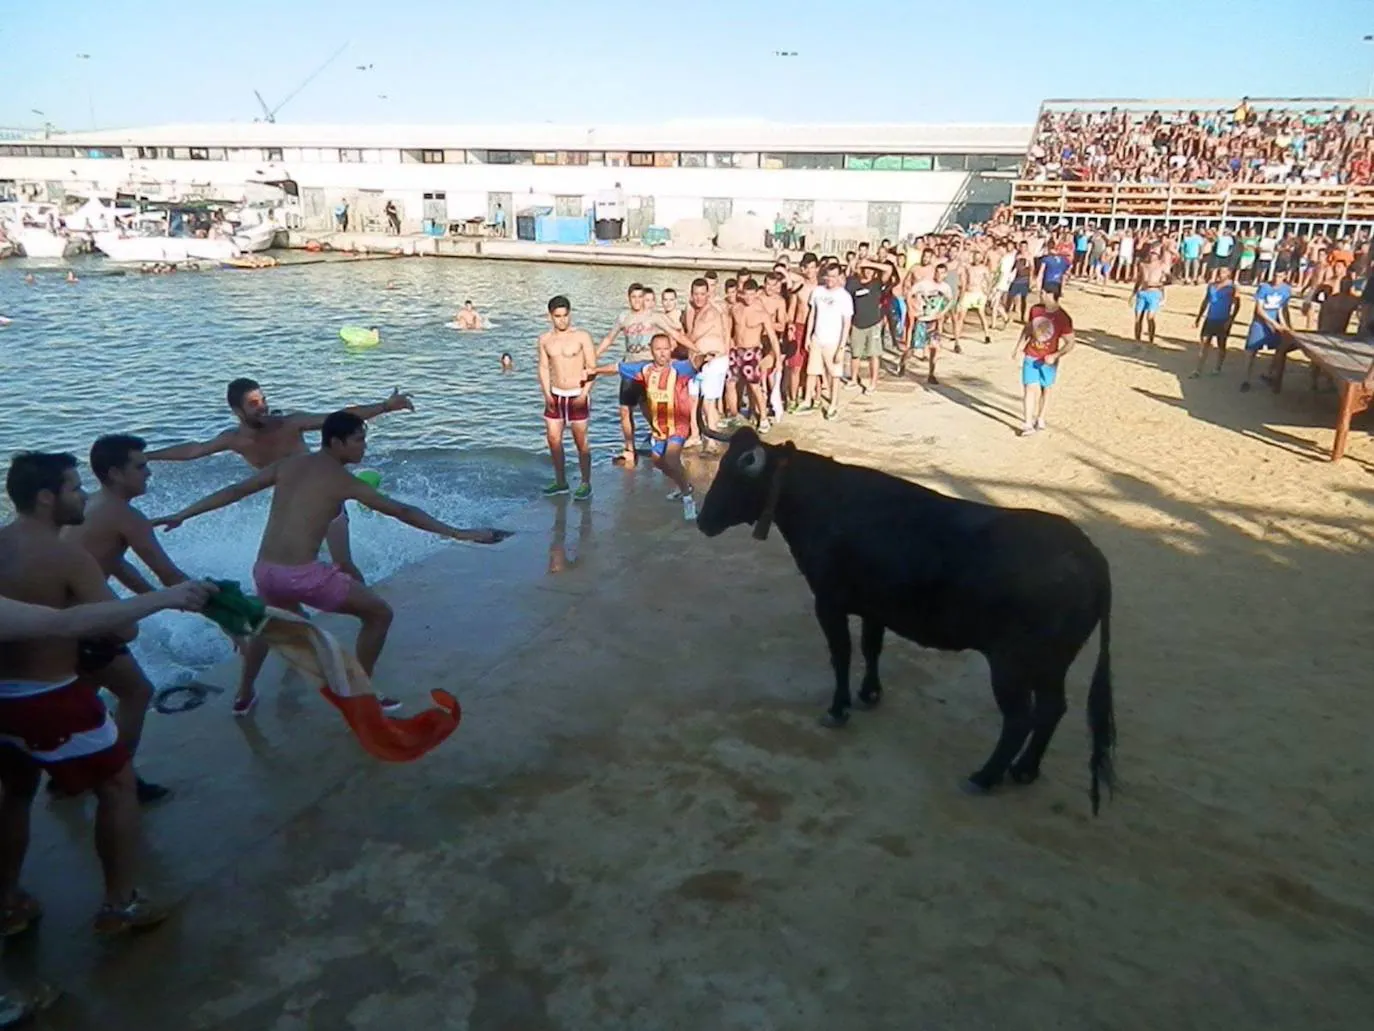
[
  {"xmin": 1012, "ymin": 181, "xmax": 1374, "ymax": 225},
  {"xmin": 1271, "ymin": 332, "xmax": 1374, "ymax": 461}
]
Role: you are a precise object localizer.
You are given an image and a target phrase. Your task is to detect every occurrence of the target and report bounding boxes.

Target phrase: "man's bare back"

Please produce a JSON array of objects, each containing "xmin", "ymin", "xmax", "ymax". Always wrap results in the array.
[
  {"xmin": 0, "ymin": 524, "xmax": 118, "ymax": 681},
  {"xmin": 64, "ymin": 491, "xmax": 186, "ymax": 591},
  {"xmin": 538, "ymin": 326, "xmax": 597, "ymax": 393}
]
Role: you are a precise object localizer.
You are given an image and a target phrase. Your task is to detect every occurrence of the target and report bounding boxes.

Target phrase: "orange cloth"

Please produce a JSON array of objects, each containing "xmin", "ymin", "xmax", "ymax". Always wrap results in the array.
[{"xmin": 249, "ymin": 608, "xmax": 462, "ymax": 762}]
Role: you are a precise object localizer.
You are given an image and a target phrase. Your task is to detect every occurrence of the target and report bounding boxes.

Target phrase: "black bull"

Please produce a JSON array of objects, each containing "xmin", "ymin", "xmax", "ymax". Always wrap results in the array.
[{"xmin": 696, "ymin": 429, "xmax": 1116, "ymax": 814}]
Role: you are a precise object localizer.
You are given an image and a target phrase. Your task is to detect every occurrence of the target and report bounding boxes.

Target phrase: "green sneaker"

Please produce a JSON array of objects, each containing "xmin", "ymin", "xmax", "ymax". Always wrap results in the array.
[
  {"xmin": 572, "ymin": 483, "xmax": 592, "ymax": 502},
  {"xmin": 542, "ymin": 482, "xmax": 570, "ymax": 497}
]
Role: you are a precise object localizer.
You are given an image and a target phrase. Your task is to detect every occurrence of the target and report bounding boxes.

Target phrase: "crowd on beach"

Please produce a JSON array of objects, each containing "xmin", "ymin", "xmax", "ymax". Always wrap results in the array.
[{"xmin": 1025, "ymin": 101, "xmax": 1374, "ymax": 186}]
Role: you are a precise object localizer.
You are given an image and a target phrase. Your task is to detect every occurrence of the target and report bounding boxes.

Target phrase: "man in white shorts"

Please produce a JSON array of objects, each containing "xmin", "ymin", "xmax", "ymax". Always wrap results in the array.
[
  {"xmin": 804, "ymin": 263, "xmax": 854, "ymax": 420},
  {"xmin": 683, "ymin": 277, "xmax": 732, "ymax": 447}
]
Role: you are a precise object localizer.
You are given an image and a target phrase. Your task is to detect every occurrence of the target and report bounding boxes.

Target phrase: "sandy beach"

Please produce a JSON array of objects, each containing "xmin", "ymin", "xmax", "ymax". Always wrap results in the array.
[{"xmin": 13, "ymin": 277, "xmax": 1373, "ymax": 1031}]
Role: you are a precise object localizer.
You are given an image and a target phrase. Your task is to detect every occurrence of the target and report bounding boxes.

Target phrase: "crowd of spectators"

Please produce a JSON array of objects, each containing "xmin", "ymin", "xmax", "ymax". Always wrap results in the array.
[{"xmin": 1023, "ymin": 100, "xmax": 1374, "ymax": 188}]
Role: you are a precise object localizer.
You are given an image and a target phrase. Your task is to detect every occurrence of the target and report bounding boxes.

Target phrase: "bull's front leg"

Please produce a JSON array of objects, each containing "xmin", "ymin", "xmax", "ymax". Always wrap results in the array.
[
  {"xmin": 857, "ymin": 616, "xmax": 884, "ymax": 709},
  {"xmin": 814, "ymin": 599, "xmax": 852, "ymax": 728}
]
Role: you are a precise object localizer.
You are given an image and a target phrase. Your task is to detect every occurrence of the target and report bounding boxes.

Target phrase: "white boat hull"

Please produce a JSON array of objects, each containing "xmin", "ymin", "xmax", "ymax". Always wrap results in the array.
[
  {"xmin": 14, "ymin": 229, "xmax": 81, "ymax": 259},
  {"xmin": 232, "ymin": 223, "xmax": 277, "ymax": 253},
  {"xmin": 94, "ymin": 233, "xmax": 191, "ymax": 263},
  {"xmin": 186, "ymin": 238, "xmax": 241, "ymax": 262}
]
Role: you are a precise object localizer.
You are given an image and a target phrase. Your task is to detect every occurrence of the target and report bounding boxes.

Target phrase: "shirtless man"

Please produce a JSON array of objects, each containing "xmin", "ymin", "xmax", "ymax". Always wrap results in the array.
[
  {"xmin": 728, "ymin": 279, "xmax": 780, "ymax": 431},
  {"xmin": 760, "ymin": 271, "xmax": 789, "ymax": 419},
  {"xmin": 660, "ymin": 288, "xmax": 684, "ymax": 330},
  {"xmin": 154, "ymin": 412, "xmax": 507, "ymax": 714},
  {"xmin": 452, "ymin": 301, "xmax": 483, "ymax": 330},
  {"xmin": 1132, "ymin": 247, "xmax": 1170, "ymax": 348},
  {"xmin": 0, "ymin": 452, "xmax": 187, "ymax": 937},
  {"xmin": 146, "ymin": 378, "xmax": 416, "ymax": 714},
  {"xmin": 596, "ymin": 283, "xmax": 684, "ymax": 466},
  {"xmin": 683, "ymin": 277, "xmax": 731, "ymax": 445},
  {"xmin": 783, "ymin": 253, "xmax": 820, "ymax": 412},
  {"xmin": 538, "ymin": 295, "xmax": 596, "ymax": 501},
  {"xmin": 62, "ymin": 434, "xmax": 193, "ymax": 803},
  {"xmin": 955, "ymin": 250, "xmax": 994, "ymax": 347}
]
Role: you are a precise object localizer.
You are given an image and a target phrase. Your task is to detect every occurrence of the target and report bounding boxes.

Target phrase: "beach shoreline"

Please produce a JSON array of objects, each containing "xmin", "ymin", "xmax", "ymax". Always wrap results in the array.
[{"xmin": 13, "ymin": 278, "xmax": 1374, "ymax": 1030}]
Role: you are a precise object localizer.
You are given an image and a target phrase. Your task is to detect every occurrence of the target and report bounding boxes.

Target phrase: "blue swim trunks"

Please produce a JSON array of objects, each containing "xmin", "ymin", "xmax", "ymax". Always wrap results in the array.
[
  {"xmin": 650, "ymin": 435, "xmax": 686, "ymax": 457},
  {"xmin": 1022, "ymin": 357, "xmax": 1058, "ymax": 388},
  {"xmin": 1134, "ymin": 289, "xmax": 1162, "ymax": 315},
  {"xmin": 1245, "ymin": 322, "xmax": 1280, "ymax": 352}
]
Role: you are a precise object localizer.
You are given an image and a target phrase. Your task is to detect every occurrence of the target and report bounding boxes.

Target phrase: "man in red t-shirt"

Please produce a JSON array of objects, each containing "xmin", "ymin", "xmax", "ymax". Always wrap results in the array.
[{"xmin": 1012, "ymin": 290, "xmax": 1075, "ymax": 436}]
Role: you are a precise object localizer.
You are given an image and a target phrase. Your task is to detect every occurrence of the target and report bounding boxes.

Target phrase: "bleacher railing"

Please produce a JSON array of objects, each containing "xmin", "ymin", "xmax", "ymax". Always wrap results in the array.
[{"xmin": 1011, "ymin": 180, "xmax": 1374, "ymax": 223}]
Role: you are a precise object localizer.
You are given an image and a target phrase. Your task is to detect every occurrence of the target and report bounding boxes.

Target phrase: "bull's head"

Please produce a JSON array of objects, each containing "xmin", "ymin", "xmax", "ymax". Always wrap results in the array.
[{"xmin": 696, "ymin": 427, "xmax": 782, "ymax": 538}]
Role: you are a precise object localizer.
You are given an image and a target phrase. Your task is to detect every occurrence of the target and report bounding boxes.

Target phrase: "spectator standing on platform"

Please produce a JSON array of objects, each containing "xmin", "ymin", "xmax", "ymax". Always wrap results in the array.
[{"xmin": 1181, "ymin": 226, "xmax": 1205, "ymax": 284}]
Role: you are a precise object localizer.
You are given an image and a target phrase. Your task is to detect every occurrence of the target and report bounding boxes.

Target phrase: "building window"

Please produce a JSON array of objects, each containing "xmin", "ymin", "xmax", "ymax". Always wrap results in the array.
[
  {"xmin": 902, "ymin": 156, "xmax": 933, "ymax": 171},
  {"xmin": 933, "ymin": 153, "xmax": 968, "ymax": 172},
  {"xmin": 605, "ymin": 151, "xmax": 627, "ymax": 167},
  {"xmin": 421, "ymin": 149, "xmax": 444, "ymax": 163},
  {"xmin": 653, "ymin": 152, "xmax": 679, "ymax": 167},
  {"xmin": 679, "ymin": 152, "xmax": 706, "ymax": 168},
  {"xmin": 444, "ymin": 149, "xmax": 466, "ymax": 164},
  {"xmin": 558, "ymin": 151, "xmax": 588, "ymax": 166},
  {"xmin": 189, "ymin": 147, "xmax": 210, "ymax": 160},
  {"xmin": 555, "ymin": 195, "xmax": 583, "ymax": 217},
  {"xmin": 207, "ymin": 147, "xmax": 226, "ymax": 161},
  {"xmin": 533, "ymin": 151, "xmax": 558, "ymax": 165},
  {"xmin": 761, "ymin": 154, "xmax": 785, "ymax": 170},
  {"xmin": 993, "ymin": 154, "xmax": 1021, "ymax": 173},
  {"xmin": 966, "ymin": 154, "xmax": 999, "ymax": 172},
  {"xmin": 136, "ymin": 146, "xmax": 159, "ymax": 160},
  {"xmin": 871, "ymin": 155, "xmax": 903, "ymax": 171},
  {"xmin": 628, "ymin": 152, "xmax": 655, "ymax": 167},
  {"xmin": 587, "ymin": 151, "xmax": 606, "ymax": 166},
  {"xmin": 339, "ymin": 148, "xmax": 362, "ymax": 163},
  {"xmin": 708, "ymin": 152, "xmax": 758, "ymax": 169},
  {"xmin": 779, "ymin": 153, "xmax": 843, "ymax": 171},
  {"xmin": 266, "ymin": 147, "xmax": 283, "ymax": 162},
  {"xmin": 845, "ymin": 154, "xmax": 875, "ymax": 170}
]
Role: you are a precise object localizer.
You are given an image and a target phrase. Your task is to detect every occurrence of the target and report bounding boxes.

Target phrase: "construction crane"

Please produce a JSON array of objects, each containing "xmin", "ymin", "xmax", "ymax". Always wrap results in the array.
[{"xmin": 253, "ymin": 42, "xmax": 349, "ymax": 123}]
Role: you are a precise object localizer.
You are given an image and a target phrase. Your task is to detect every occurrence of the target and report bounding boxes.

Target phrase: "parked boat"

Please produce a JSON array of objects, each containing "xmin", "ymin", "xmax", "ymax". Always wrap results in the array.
[
  {"xmin": 93, "ymin": 231, "xmax": 192, "ymax": 263},
  {"xmin": 13, "ymin": 228, "xmax": 82, "ymax": 259},
  {"xmin": 232, "ymin": 221, "xmax": 278, "ymax": 253}
]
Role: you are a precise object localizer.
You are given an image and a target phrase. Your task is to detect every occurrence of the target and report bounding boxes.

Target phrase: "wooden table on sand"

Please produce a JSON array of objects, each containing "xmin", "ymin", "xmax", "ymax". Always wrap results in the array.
[{"xmin": 1271, "ymin": 331, "xmax": 1374, "ymax": 461}]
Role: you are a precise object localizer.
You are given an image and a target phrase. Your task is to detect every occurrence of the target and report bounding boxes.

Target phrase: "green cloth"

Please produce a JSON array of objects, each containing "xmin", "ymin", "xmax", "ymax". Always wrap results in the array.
[{"xmin": 202, "ymin": 580, "xmax": 267, "ymax": 637}]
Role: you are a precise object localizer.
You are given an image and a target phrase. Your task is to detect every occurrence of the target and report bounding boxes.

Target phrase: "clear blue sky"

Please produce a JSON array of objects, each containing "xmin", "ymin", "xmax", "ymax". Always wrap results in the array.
[{"xmin": 3, "ymin": 0, "xmax": 1371, "ymax": 130}]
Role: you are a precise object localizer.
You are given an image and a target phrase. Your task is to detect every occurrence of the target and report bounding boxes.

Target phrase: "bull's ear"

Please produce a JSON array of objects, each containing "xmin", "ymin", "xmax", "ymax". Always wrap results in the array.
[{"xmin": 736, "ymin": 444, "xmax": 767, "ymax": 477}]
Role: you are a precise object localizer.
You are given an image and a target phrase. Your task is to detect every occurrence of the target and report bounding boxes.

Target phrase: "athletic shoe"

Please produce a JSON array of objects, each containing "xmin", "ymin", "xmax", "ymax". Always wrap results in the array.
[
  {"xmin": 135, "ymin": 778, "xmax": 171, "ymax": 805},
  {"xmin": 573, "ymin": 483, "xmax": 592, "ymax": 502},
  {"xmin": 93, "ymin": 891, "xmax": 168, "ymax": 937},
  {"xmin": 542, "ymin": 482, "xmax": 570, "ymax": 497}
]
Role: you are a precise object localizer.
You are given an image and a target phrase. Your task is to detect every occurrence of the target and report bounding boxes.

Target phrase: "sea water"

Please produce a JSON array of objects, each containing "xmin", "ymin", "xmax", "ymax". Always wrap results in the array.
[{"xmin": 0, "ymin": 253, "xmax": 674, "ymax": 686}]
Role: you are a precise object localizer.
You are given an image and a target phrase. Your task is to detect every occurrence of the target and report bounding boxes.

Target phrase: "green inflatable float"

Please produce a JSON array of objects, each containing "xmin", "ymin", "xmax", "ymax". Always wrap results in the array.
[{"xmin": 340, "ymin": 325, "xmax": 380, "ymax": 348}]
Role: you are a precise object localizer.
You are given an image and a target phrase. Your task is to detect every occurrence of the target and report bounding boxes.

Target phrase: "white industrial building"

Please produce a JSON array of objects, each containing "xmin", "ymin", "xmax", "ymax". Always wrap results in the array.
[{"xmin": 0, "ymin": 120, "xmax": 1031, "ymax": 241}]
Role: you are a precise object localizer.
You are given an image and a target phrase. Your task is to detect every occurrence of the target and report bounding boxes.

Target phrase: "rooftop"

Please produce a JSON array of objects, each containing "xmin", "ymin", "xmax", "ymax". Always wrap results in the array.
[{"xmin": 43, "ymin": 120, "xmax": 1033, "ymax": 153}]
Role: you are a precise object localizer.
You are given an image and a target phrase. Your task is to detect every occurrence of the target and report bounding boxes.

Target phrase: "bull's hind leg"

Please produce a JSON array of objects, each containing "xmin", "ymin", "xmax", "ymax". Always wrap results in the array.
[
  {"xmin": 1009, "ymin": 677, "xmax": 1069, "ymax": 785},
  {"xmin": 964, "ymin": 660, "xmax": 1035, "ymax": 795},
  {"xmin": 815, "ymin": 600, "xmax": 853, "ymax": 728},
  {"xmin": 857, "ymin": 617, "xmax": 884, "ymax": 709}
]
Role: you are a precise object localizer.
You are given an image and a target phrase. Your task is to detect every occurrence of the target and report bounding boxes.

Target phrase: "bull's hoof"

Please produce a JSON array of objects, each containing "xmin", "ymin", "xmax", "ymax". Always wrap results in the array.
[
  {"xmin": 960, "ymin": 777, "xmax": 993, "ymax": 796},
  {"xmin": 1008, "ymin": 763, "xmax": 1040, "ymax": 785},
  {"xmin": 818, "ymin": 710, "xmax": 850, "ymax": 729},
  {"xmin": 856, "ymin": 690, "xmax": 882, "ymax": 711},
  {"xmin": 962, "ymin": 770, "xmax": 1001, "ymax": 796}
]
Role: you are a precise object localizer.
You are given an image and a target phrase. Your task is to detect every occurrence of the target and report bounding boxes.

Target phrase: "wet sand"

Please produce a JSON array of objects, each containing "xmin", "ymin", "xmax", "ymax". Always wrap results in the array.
[{"xmin": 16, "ymin": 279, "xmax": 1374, "ymax": 1030}]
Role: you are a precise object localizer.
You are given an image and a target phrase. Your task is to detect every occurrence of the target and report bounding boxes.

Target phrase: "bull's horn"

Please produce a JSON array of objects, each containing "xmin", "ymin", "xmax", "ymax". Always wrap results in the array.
[{"xmin": 701, "ymin": 426, "xmax": 739, "ymax": 443}]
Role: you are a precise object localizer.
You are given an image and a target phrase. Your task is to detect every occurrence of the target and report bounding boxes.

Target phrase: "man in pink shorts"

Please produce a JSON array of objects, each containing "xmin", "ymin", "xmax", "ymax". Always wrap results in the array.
[{"xmin": 156, "ymin": 411, "xmax": 510, "ymax": 715}]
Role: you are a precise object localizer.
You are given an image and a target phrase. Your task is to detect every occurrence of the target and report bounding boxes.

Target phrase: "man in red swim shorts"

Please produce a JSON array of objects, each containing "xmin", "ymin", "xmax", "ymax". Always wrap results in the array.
[
  {"xmin": 156, "ymin": 412, "xmax": 510, "ymax": 715},
  {"xmin": 0, "ymin": 451, "xmax": 207, "ymax": 937},
  {"xmin": 538, "ymin": 294, "xmax": 597, "ymax": 501},
  {"xmin": 783, "ymin": 252, "xmax": 820, "ymax": 412}
]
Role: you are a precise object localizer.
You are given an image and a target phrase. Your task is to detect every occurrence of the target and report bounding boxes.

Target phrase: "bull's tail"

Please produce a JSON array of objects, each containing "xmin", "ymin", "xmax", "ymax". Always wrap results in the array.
[{"xmin": 1087, "ymin": 562, "xmax": 1116, "ymax": 816}]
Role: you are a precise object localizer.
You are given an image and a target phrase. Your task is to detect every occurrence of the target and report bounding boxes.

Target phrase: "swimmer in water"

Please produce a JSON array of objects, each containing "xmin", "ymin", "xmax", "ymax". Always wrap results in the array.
[
  {"xmin": 500, "ymin": 353, "xmax": 514, "ymax": 372},
  {"xmin": 22, "ymin": 274, "xmax": 35, "ymax": 285},
  {"xmin": 384, "ymin": 281, "xmax": 397, "ymax": 291},
  {"xmin": 452, "ymin": 301, "xmax": 483, "ymax": 330},
  {"xmin": 65, "ymin": 271, "xmax": 78, "ymax": 284}
]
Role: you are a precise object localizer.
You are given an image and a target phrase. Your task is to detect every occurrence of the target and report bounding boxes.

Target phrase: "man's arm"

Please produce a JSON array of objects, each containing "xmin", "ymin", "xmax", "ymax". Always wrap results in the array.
[
  {"xmin": 595, "ymin": 315, "xmax": 624, "ymax": 358},
  {"xmin": 579, "ymin": 332, "xmax": 599, "ymax": 394},
  {"xmin": 761, "ymin": 313, "xmax": 779, "ymax": 359},
  {"xmin": 123, "ymin": 511, "xmax": 190, "ymax": 587},
  {"xmin": 145, "ymin": 431, "xmax": 234, "ymax": 462},
  {"xmin": 537, "ymin": 336, "xmax": 553, "ymax": 404},
  {"xmin": 342, "ymin": 479, "xmax": 504, "ymax": 543},
  {"xmin": 155, "ymin": 464, "xmax": 279, "ymax": 529},
  {"xmin": 111, "ymin": 558, "xmax": 157, "ymax": 595},
  {"xmin": 289, "ymin": 388, "xmax": 415, "ymax": 430},
  {"xmin": 0, "ymin": 582, "xmax": 213, "ymax": 642}
]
